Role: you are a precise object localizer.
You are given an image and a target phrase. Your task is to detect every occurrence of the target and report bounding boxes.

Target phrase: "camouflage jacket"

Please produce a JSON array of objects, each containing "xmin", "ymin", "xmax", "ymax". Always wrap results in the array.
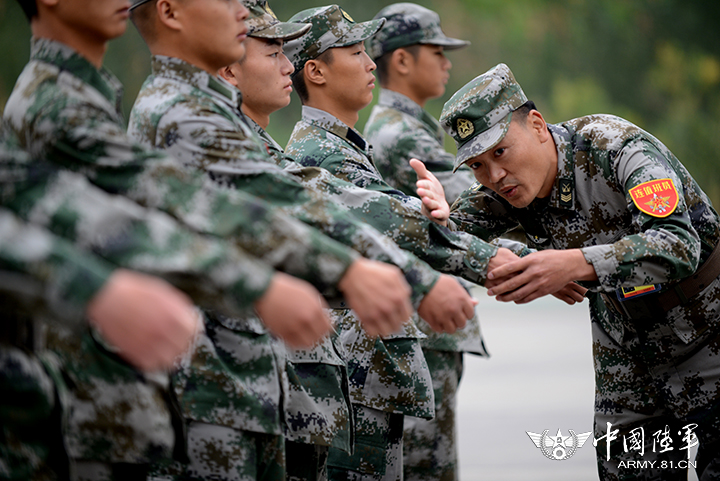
[
  {"xmin": 364, "ymin": 89, "xmax": 475, "ymax": 204},
  {"xmin": 450, "ymin": 115, "xmax": 720, "ymax": 346},
  {"xmin": 286, "ymin": 106, "xmax": 505, "ymax": 286},
  {"xmin": 254, "ymin": 119, "xmax": 487, "ymax": 355},
  {"xmin": 1, "ymin": 39, "xmax": 358, "ymax": 461}
]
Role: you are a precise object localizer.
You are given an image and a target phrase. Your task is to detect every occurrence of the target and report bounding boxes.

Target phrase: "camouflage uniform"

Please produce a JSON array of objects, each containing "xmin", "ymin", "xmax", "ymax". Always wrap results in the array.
[
  {"xmin": 126, "ymin": 53, "xmax": 440, "ymax": 481},
  {"xmin": 443, "ymin": 64, "xmax": 720, "ymax": 480},
  {"xmin": 363, "ymin": 7, "xmax": 487, "ymax": 478},
  {"xmin": 3, "ymin": 37, "xmax": 367, "ymax": 481}
]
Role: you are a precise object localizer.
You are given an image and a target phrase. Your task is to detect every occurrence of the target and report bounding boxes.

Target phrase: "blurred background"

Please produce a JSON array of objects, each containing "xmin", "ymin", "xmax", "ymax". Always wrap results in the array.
[
  {"xmin": 1, "ymin": 0, "xmax": 719, "ymax": 203},
  {"xmin": 1, "ymin": 1, "xmax": 715, "ymax": 478}
]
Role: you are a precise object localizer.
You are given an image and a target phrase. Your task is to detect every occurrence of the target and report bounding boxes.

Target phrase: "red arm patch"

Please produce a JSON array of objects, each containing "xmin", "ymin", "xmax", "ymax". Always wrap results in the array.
[{"xmin": 628, "ymin": 178, "xmax": 679, "ymax": 218}]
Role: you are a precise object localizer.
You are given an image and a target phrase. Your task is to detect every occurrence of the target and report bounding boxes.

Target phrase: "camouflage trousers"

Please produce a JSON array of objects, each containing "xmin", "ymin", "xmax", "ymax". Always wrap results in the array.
[
  {"xmin": 149, "ymin": 421, "xmax": 285, "ymax": 481},
  {"xmin": 286, "ymin": 441, "xmax": 329, "ymax": 481},
  {"xmin": 592, "ymin": 317, "xmax": 720, "ymax": 481},
  {"xmin": 0, "ymin": 347, "xmax": 68, "ymax": 481},
  {"xmin": 402, "ymin": 350, "xmax": 464, "ymax": 481},
  {"xmin": 327, "ymin": 406, "xmax": 404, "ymax": 481}
]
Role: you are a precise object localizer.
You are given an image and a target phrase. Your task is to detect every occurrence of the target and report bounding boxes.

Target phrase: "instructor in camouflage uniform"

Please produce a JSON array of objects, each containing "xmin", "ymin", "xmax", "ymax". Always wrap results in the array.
[
  {"xmin": 363, "ymin": 6, "xmax": 487, "ymax": 480},
  {"xmin": 434, "ymin": 63, "xmax": 720, "ymax": 480}
]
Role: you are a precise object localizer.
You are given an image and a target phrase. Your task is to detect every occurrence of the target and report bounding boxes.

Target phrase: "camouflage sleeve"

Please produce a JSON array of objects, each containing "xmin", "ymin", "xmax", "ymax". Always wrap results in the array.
[
  {"xmin": 449, "ymin": 186, "xmax": 522, "ymax": 241},
  {"xmin": 1, "ymin": 158, "xmax": 277, "ymax": 316},
  {"xmin": 34, "ymin": 101, "xmax": 358, "ymax": 293},
  {"xmin": 580, "ymin": 138, "xmax": 702, "ymax": 291},
  {"xmin": 0, "ymin": 207, "xmax": 112, "ymax": 326},
  {"xmin": 148, "ymin": 109, "xmax": 439, "ymax": 305}
]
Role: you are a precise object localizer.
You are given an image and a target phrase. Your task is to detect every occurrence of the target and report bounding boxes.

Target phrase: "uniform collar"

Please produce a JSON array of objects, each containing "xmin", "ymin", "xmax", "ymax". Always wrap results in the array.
[
  {"xmin": 301, "ymin": 106, "xmax": 369, "ymax": 155},
  {"xmin": 30, "ymin": 37, "xmax": 123, "ymax": 112},
  {"xmin": 377, "ymin": 89, "xmax": 444, "ymax": 142},
  {"xmin": 545, "ymin": 123, "xmax": 576, "ymax": 212},
  {"xmin": 150, "ymin": 56, "xmax": 243, "ymax": 112}
]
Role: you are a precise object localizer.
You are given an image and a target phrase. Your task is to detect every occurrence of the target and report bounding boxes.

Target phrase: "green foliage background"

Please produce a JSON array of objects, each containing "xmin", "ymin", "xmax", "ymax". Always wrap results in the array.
[{"xmin": 1, "ymin": 0, "xmax": 719, "ymax": 203}]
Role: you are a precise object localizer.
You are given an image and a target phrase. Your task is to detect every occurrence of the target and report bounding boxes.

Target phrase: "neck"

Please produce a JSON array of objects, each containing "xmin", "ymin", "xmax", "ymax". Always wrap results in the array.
[
  {"xmin": 151, "ymin": 38, "xmax": 221, "ymax": 75},
  {"xmin": 241, "ymin": 104, "xmax": 269, "ymax": 130},
  {"xmin": 538, "ymin": 135, "xmax": 560, "ymax": 198},
  {"xmin": 305, "ymin": 97, "xmax": 358, "ymax": 128},
  {"xmin": 383, "ymin": 78, "xmax": 429, "ymax": 109},
  {"xmin": 32, "ymin": 20, "xmax": 108, "ymax": 68}
]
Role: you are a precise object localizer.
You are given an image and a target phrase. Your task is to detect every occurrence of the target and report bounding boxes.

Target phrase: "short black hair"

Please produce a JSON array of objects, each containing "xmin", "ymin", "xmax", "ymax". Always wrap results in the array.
[
  {"xmin": 14, "ymin": 0, "xmax": 37, "ymax": 21},
  {"xmin": 291, "ymin": 49, "xmax": 334, "ymax": 105},
  {"xmin": 374, "ymin": 44, "xmax": 421, "ymax": 87},
  {"xmin": 512, "ymin": 100, "xmax": 538, "ymax": 121}
]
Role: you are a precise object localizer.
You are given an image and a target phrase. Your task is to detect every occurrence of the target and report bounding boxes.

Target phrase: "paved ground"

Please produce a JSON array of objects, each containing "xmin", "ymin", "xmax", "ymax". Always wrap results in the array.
[{"xmin": 455, "ymin": 290, "xmax": 699, "ymax": 481}]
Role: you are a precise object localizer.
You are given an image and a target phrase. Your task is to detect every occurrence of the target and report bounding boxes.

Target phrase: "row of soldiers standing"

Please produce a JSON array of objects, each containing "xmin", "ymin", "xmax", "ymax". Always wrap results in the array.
[{"xmin": 2, "ymin": 1, "xmax": 504, "ymax": 480}]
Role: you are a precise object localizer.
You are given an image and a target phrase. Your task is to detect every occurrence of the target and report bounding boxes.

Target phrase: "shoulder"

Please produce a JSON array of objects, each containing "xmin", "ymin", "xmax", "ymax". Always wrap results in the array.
[{"xmin": 565, "ymin": 114, "xmax": 647, "ymax": 154}]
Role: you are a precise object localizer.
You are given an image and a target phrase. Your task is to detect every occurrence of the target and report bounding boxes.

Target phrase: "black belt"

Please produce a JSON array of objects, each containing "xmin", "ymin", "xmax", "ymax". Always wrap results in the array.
[{"xmin": 606, "ymin": 240, "xmax": 720, "ymax": 319}]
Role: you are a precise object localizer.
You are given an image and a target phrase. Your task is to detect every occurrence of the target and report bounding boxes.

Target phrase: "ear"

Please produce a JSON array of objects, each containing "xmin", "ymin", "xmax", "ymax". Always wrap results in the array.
[
  {"xmin": 156, "ymin": 0, "xmax": 182, "ymax": 31},
  {"xmin": 218, "ymin": 65, "xmax": 237, "ymax": 85},
  {"xmin": 391, "ymin": 48, "xmax": 412, "ymax": 76},
  {"xmin": 304, "ymin": 59, "xmax": 327, "ymax": 87},
  {"xmin": 528, "ymin": 110, "xmax": 550, "ymax": 143}
]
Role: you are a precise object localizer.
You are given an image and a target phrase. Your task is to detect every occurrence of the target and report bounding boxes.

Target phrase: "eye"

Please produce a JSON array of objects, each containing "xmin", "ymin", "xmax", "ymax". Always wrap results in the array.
[
  {"xmin": 468, "ymin": 161, "xmax": 482, "ymax": 170},
  {"xmin": 494, "ymin": 147, "xmax": 505, "ymax": 158}
]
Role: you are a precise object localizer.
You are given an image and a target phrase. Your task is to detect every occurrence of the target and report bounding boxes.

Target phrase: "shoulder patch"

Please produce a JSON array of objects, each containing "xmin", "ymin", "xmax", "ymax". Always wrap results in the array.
[{"xmin": 628, "ymin": 178, "xmax": 679, "ymax": 218}]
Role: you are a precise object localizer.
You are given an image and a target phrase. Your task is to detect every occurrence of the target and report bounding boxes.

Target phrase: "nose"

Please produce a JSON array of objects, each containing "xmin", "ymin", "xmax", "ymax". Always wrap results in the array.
[
  {"xmin": 281, "ymin": 53, "xmax": 294, "ymax": 76},
  {"xmin": 487, "ymin": 163, "xmax": 506, "ymax": 185},
  {"xmin": 238, "ymin": 2, "xmax": 249, "ymax": 20},
  {"xmin": 364, "ymin": 52, "xmax": 377, "ymax": 72},
  {"xmin": 444, "ymin": 56, "xmax": 452, "ymax": 71}
]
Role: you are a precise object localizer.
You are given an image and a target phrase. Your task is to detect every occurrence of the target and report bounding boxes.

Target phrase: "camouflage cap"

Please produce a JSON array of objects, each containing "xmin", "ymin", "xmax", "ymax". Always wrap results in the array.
[
  {"xmin": 246, "ymin": 0, "xmax": 311, "ymax": 41},
  {"xmin": 367, "ymin": 3, "xmax": 469, "ymax": 60},
  {"xmin": 129, "ymin": 0, "xmax": 152, "ymax": 10},
  {"xmin": 440, "ymin": 63, "xmax": 528, "ymax": 172},
  {"xmin": 284, "ymin": 5, "xmax": 386, "ymax": 74}
]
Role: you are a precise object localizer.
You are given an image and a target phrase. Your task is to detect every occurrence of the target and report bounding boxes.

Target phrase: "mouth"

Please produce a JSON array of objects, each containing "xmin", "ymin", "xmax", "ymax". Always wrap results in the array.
[
  {"xmin": 117, "ymin": 5, "xmax": 130, "ymax": 17},
  {"xmin": 237, "ymin": 26, "xmax": 248, "ymax": 41},
  {"xmin": 283, "ymin": 82, "xmax": 293, "ymax": 92},
  {"xmin": 500, "ymin": 185, "xmax": 518, "ymax": 198}
]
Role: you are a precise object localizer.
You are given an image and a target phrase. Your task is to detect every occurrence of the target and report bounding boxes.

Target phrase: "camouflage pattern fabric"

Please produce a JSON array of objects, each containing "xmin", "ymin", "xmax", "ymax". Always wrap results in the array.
[
  {"xmin": 364, "ymin": 89, "xmax": 475, "ymax": 205},
  {"xmin": 401, "ymin": 350, "xmax": 463, "ymax": 481},
  {"xmin": 284, "ymin": 5, "xmax": 385, "ymax": 74},
  {"xmin": 448, "ymin": 113, "xmax": 720, "ymax": 479},
  {"xmin": 129, "ymin": 56, "xmax": 440, "ymax": 308},
  {"xmin": 244, "ymin": 0, "xmax": 311, "ymax": 41},
  {"xmin": 1, "ymin": 38, "xmax": 367, "ymax": 473},
  {"xmin": 127, "ymin": 56, "xmax": 438, "ymax": 458},
  {"xmin": 285, "ymin": 106, "xmax": 507, "ymax": 285},
  {"xmin": 148, "ymin": 422, "xmax": 286, "ymax": 481},
  {"xmin": 366, "ymin": 3, "xmax": 469, "ymax": 61},
  {"xmin": 3, "ymin": 38, "xmax": 360, "ymax": 293},
  {"xmin": 326, "ymin": 407, "xmax": 404, "ymax": 481}
]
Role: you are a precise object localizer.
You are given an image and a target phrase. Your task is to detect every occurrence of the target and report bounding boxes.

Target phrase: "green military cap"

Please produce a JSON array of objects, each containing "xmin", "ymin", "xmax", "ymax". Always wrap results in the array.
[
  {"xmin": 440, "ymin": 63, "xmax": 528, "ymax": 172},
  {"xmin": 129, "ymin": 0, "xmax": 152, "ymax": 10},
  {"xmin": 367, "ymin": 3, "xmax": 469, "ymax": 60},
  {"xmin": 246, "ymin": 0, "xmax": 311, "ymax": 41},
  {"xmin": 284, "ymin": 5, "xmax": 386, "ymax": 74}
]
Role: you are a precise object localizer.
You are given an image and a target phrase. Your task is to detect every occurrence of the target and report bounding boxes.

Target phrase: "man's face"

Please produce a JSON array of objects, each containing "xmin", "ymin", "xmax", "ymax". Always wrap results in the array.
[
  {"xmin": 321, "ymin": 42, "xmax": 377, "ymax": 113},
  {"xmin": 405, "ymin": 44, "xmax": 452, "ymax": 102},
  {"xmin": 236, "ymin": 37, "xmax": 294, "ymax": 117},
  {"xmin": 465, "ymin": 114, "xmax": 556, "ymax": 208},
  {"xmin": 54, "ymin": 0, "xmax": 131, "ymax": 42},
  {"xmin": 178, "ymin": 0, "xmax": 249, "ymax": 73}
]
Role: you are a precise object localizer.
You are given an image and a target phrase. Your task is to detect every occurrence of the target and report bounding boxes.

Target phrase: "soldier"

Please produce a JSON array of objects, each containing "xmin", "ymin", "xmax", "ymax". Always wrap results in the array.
[
  {"xmin": 127, "ymin": 0, "xmax": 501, "ymax": 478},
  {"xmin": 361, "ymin": 5, "xmax": 488, "ymax": 480},
  {"xmin": 364, "ymin": 2, "xmax": 475, "ymax": 205},
  {"xmin": 4, "ymin": 0, "xmax": 419, "ymax": 479},
  {"xmin": 432, "ymin": 63, "xmax": 720, "ymax": 480},
  {"xmin": 0, "ymin": 131, "xmax": 339, "ymax": 480}
]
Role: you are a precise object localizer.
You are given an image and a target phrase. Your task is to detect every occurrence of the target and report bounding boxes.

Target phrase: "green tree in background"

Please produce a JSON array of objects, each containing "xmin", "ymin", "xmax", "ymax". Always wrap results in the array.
[{"xmin": 2, "ymin": 0, "xmax": 718, "ymax": 203}]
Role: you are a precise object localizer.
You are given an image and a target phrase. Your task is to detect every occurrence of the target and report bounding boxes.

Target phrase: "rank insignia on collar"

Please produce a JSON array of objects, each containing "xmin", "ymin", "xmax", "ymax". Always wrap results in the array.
[
  {"xmin": 629, "ymin": 178, "xmax": 679, "ymax": 218},
  {"xmin": 559, "ymin": 178, "xmax": 573, "ymax": 208}
]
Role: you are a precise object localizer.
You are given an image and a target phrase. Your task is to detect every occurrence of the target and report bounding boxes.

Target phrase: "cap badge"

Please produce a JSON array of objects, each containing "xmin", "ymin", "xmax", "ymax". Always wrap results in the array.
[
  {"xmin": 263, "ymin": 3, "xmax": 276, "ymax": 16},
  {"xmin": 341, "ymin": 9, "xmax": 354, "ymax": 22},
  {"xmin": 457, "ymin": 118, "xmax": 474, "ymax": 139}
]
